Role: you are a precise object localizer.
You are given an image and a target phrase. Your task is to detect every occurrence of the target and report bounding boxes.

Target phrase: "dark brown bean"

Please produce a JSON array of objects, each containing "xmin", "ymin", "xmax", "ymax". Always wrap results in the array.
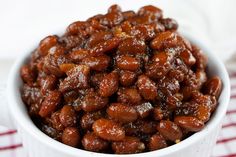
[
  {"xmin": 69, "ymin": 49, "xmax": 89, "ymax": 63},
  {"xmin": 81, "ymin": 90, "xmax": 108, "ymax": 112},
  {"xmin": 118, "ymin": 37, "xmax": 146, "ymax": 54},
  {"xmin": 174, "ymin": 116, "xmax": 204, "ymax": 132},
  {"xmin": 157, "ymin": 120, "xmax": 183, "ymax": 142},
  {"xmin": 119, "ymin": 70, "xmax": 137, "ymax": 86},
  {"xmin": 108, "ymin": 4, "xmax": 122, "ymax": 13},
  {"xmin": 90, "ymin": 37, "xmax": 120, "ymax": 56},
  {"xmin": 21, "ymin": 85, "xmax": 43, "ymax": 106},
  {"xmin": 146, "ymin": 52, "xmax": 172, "ymax": 79},
  {"xmin": 59, "ymin": 105, "xmax": 77, "ymax": 127},
  {"xmin": 40, "ymin": 75, "xmax": 57, "ymax": 95},
  {"xmin": 59, "ymin": 63, "xmax": 77, "ymax": 74},
  {"xmin": 117, "ymin": 88, "xmax": 142, "ymax": 105},
  {"xmin": 66, "ymin": 21, "xmax": 92, "ymax": 36},
  {"xmin": 131, "ymin": 24, "xmax": 155, "ymax": 41},
  {"xmin": 86, "ymin": 31, "xmax": 113, "ymax": 48},
  {"xmin": 149, "ymin": 133, "xmax": 167, "ymax": 151},
  {"xmin": 179, "ymin": 49, "xmax": 196, "ymax": 66},
  {"xmin": 135, "ymin": 102, "xmax": 153, "ymax": 118},
  {"xmin": 107, "ymin": 103, "xmax": 138, "ymax": 122},
  {"xmin": 203, "ymin": 76, "xmax": 222, "ymax": 98},
  {"xmin": 39, "ymin": 91, "xmax": 61, "ymax": 117},
  {"xmin": 138, "ymin": 5, "xmax": 163, "ymax": 19},
  {"xmin": 112, "ymin": 136, "xmax": 145, "ymax": 154},
  {"xmin": 20, "ymin": 65, "xmax": 36, "ymax": 85},
  {"xmin": 92, "ymin": 118, "xmax": 125, "ymax": 141},
  {"xmin": 62, "ymin": 127, "xmax": 80, "ymax": 147},
  {"xmin": 137, "ymin": 75, "xmax": 158, "ymax": 100},
  {"xmin": 38, "ymin": 35, "xmax": 58, "ymax": 56},
  {"xmin": 82, "ymin": 132, "xmax": 109, "ymax": 152},
  {"xmin": 150, "ymin": 31, "xmax": 178, "ymax": 50},
  {"xmin": 59, "ymin": 65, "xmax": 90, "ymax": 92},
  {"xmin": 80, "ymin": 111, "xmax": 103, "ymax": 130},
  {"xmin": 116, "ymin": 55, "xmax": 140, "ymax": 71},
  {"xmin": 161, "ymin": 18, "xmax": 178, "ymax": 31},
  {"xmin": 51, "ymin": 111, "xmax": 64, "ymax": 131},
  {"xmin": 81, "ymin": 55, "xmax": 110, "ymax": 71},
  {"xmin": 99, "ymin": 72, "xmax": 119, "ymax": 97}
]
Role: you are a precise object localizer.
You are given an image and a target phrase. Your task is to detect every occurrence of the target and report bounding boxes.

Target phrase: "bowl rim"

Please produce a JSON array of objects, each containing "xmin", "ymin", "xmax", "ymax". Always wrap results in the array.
[{"xmin": 7, "ymin": 31, "xmax": 231, "ymax": 157}]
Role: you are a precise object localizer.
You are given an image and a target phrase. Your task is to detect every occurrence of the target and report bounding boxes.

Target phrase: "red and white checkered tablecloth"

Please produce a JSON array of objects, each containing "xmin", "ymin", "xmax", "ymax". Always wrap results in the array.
[{"xmin": 0, "ymin": 62, "xmax": 236, "ymax": 157}]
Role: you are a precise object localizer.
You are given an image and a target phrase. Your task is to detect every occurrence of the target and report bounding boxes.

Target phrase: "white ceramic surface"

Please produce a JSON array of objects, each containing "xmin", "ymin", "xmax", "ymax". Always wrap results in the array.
[{"xmin": 0, "ymin": 32, "xmax": 231, "ymax": 157}]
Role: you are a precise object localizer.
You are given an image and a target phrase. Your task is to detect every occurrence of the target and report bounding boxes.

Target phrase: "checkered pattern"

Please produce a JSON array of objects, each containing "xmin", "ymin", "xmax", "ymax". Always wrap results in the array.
[{"xmin": 1, "ymin": 65, "xmax": 236, "ymax": 157}]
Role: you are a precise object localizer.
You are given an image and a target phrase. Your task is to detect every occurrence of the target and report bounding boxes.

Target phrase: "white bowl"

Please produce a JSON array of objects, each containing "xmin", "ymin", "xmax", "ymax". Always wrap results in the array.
[{"xmin": 0, "ymin": 31, "xmax": 230, "ymax": 157}]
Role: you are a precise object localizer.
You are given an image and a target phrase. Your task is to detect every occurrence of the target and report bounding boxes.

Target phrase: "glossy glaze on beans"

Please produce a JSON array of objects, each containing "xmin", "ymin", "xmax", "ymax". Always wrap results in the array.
[{"xmin": 20, "ymin": 4, "xmax": 222, "ymax": 154}]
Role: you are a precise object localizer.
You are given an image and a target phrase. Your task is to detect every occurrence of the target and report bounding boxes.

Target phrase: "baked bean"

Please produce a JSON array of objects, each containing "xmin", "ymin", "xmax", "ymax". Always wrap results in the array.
[
  {"xmin": 119, "ymin": 70, "xmax": 137, "ymax": 86},
  {"xmin": 174, "ymin": 116, "xmax": 204, "ymax": 132},
  {"xmin": 108, "ymin": 4, "xmax": 122, "ymax": 13},
  {"xmin": 59, "ymin": 65, "xmax": 90, "ymax": 92},
  {"xmin": 66, "ymin": 21, "xmax": 92, "ymax": 36},
  {"xmin": 137, "ymin": 75, "xmax": 158, "ymax": 100},
  {"xmin": 138, "ymin": 5, "xmax": 163, "ymax": 19},
  {"xmin": 122, "ymin": 11, "xmax": 136, "ymax": 20},
  {"xmin": 179, "ymin": 49, "xmax": 196, "ymax": 66},
  {"xmin": 99, "ymin": 72, "xmax": 119, "ymax": 97},
  {"xmin": 118, "ymin": 37, "xmax": 146, "ymax": 54},
  {"xmin": 203, "ymin": 76, "xmax": 222, "ymax": 98},
  {"xmin": 80, "ymin": 111, "xmax": 103, "ymax": 130},
  {"xmin": 90, "ymin": 73, "xmax": 107, "ymax": 87},
  {"xmin": 124, "ymin": 120, "xmax": 156, "ymax": 135},
  {"xmin": 21, "ymin": 85, "xmax": 42, "ymax": 106},
  {"xmin": 69, "ymin": 49, "xmax": 89, "ymax": 63},
  {"xmin": 59, "ymin": 63, "xmax": 77, "ymax": 74},
  {"xmin": 135, "ymin": 102, "xmax": 153, "ymax": 118},
  {"xmin": 146, "ymin": 52, "xmax": 172, "ymax": 79},
  {"xmin": 90, "ymin": 37, "xmax": 120, "ymax": 56},
  {"xmin": 150, "ymin": 31, "xmax": 178, "ymax": 50},
  {"xmin": 40, "ymin": 75, "xmax": 57, "ymax": 95},
  {"xmin": 39, "ymin": 91, "xmax": 61, "ymax": 117},
  {"xmin": 38, "ymin": 35, "xmax": 58, "ymax": 56},
  {"xmin": 59, "ymin": 105, "xmax": 77, "ymax": 127},
  {"xmin": 100, "ymin": 12, "xmax": 124, "ymax": 27},
  {"xmin": 62, "ymin": 127, "xmax": 80, "ymax": 147},
  {"xmin": 195, "ymin": 104, "xmax": 211, "ymax": 122},
  {"xmin": 131, "ymin": 25, "xmax": 155, "ymax": 41},
  {"xmin": 81, "ymin": 90, "xmax": 108, "ymax": 112},
  {"xmin": 153, "ymin": 107, "xmax": 164, "ymax": 121},
  {"xmin": 116, "ymin": 55, "xmax": 140, "ymax": 71},
  {"xmin": 157, "ymin": 120, "xmax": 183, "ymax": 142},
  {"xmin": 117, "ymin": 88, "xmax": 142, "ymax": 105},
  {"xmin": 112, "ymin": 136, "xmax": 145, "ymax": 154},
  {"xmin": 82, "ymin": 132, "xmax": 109, "ymax": 152},
  {"xmin": 161, "ymin": 18, "xmax": 178, "ymax": 31},
  {"xmin": 20, "ymin": 65, "xmax": 36, "ymax": 85},
  {"xmin": 166, "ymin": 94, "xmax": 182, "ymax": 109},
  {"xmin": 60, "ymin": 35, "xmax": 84, "ymax": 50},
  {"xmin": 41, "ymin": 124, "xmax": 62, "ymax": 141},
  {"xmin": 86, "ymin": 31, "xmax": 113, "ymax": 48},
  {"xmin": 149, "ymin": 133, "xmax": 167, "ymax": 151},
  {"xmin": 92, "ymin": 118, "xmax": 125, "ymax": 141},
  {"xmin": 81, "ymin": 55, "xmax": 110, "ymax": 71},
  {"xmin": 107, "ymin": 103, "xmax": 138, "ymax": 122},
  {"xmin": 51, "ymin": 111, "xmax": 64, "ymax": 131}
]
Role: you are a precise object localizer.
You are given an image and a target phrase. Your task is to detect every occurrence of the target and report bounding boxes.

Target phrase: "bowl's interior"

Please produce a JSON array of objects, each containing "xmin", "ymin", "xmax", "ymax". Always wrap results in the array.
[{"xmin": 7, "ymin": 32, "xmax": 231, "ymax": 157}]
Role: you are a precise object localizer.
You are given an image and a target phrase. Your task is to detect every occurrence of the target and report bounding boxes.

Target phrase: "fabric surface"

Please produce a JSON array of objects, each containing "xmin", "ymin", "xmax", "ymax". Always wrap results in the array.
[{"xmin": 0, "ymin": 61, "xmax": 236, "ymax": 157}]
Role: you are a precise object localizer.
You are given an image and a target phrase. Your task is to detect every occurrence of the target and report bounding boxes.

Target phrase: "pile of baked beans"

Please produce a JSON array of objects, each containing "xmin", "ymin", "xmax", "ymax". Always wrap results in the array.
[{"xmin": 20, "ymin": 4, "xmax": 222, "ymax": 154}]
